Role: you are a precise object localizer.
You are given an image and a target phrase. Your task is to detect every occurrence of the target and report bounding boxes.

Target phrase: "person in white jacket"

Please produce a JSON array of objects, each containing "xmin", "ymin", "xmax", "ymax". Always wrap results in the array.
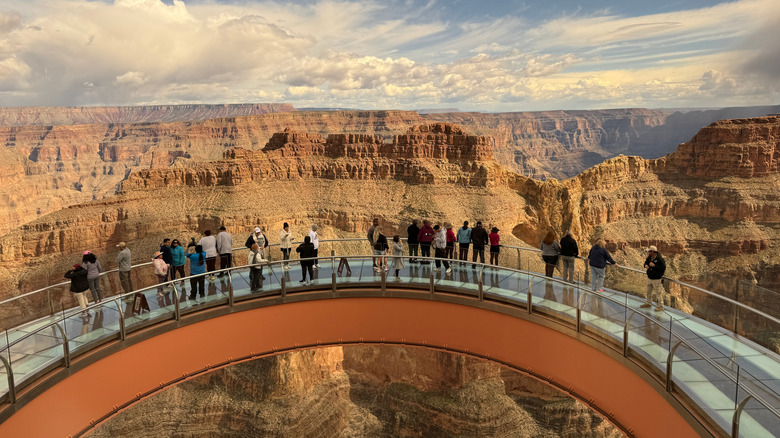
[
  {"xmin": 198, "ymin": 230, "xmax": 218, "ymax": 280},
  {"xmin": 280, "ymin": 222, "xmax": 293, "ymax": 270},
  {"xmin": 216, "ymin": 226, "xmax": 233, "ymax": 277},
  {"xmin": 152, "ymin": 252, "xmax": 169, "ymax": 296},
  {"xmin": 309, "ymin": 224, "xmax": 320, "ymax": 269},
  {"xmin": 433, "ymin": 225, "xmax": 451, "ymax": 274}
]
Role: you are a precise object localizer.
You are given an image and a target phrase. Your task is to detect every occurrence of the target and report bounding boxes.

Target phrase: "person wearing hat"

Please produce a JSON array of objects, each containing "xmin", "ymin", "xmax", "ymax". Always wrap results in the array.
[
  {"xmin": 115, "ymin": 242, "xmax": 133, "ymax": 293},
  {"xmin": 642, "ymin": 245, "xmax": 667, "ymax": 311},
  {"xmin": 309, "ymin": 224, "xmax": 321, "ymax": 269},
  {"xmin": 245, "ymin": 227, "xmax": 269, "ymax": 279},
  {"xmin": 152, "ymin": 251, "xmax": 168, "ymax": 297},
  {"xmin": 64, "ymin": 263, "xmax": 90, "ymax": 317}
]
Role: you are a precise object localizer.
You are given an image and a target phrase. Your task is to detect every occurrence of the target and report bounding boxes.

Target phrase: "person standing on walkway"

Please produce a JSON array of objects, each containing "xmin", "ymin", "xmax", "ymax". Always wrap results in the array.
[
  {"xmin": 445, "ymin": 222, "xmax": 456, "ymax": 261},
  {"xmin": 216, "ymin": 226, "xmax": 233, "ymax": 277},
  {"xmin": 433, "ymin": 225, "xmax": 452, "ymax": 274},
  {"xmin": 160, "ymin": 239, "xmax": 173, "ymax": 282},
  {"xmin": 65, "ymin": 264, "xmax": 91, "ymax": 317},
  {"xmin": 368, "ymin": 218, "xmax": 379, "ymax": 268},
  {"xmin": 407, "ymin": 220, "xmax": 420, "ymax": 263},
  {"xmin": 280, "ymin": 223, "xmax": 293, "ymax": 270},
  {"xmin": 152, "ymin": 251, "xmax": 168, "ymax": 296},
  {"xmin": 170, "ymin": 239, "xmax": 186, "ymax": 287},
  {"xmin": 540, "ymin": 231, "xmax": 561, "ymax": 278},
  {"xmin": 457, "ymin": 221, "xmax": 471, "ymax": 263},
  {"xmin": 248, "ymin": 243, "xmax": 265, "ymax": 291},
  {"xmin": 587, "ymin": 239, "xmax": 615, "ymax": 292},
  {"xmin": 471, "ymin": 221, "xmax": 488, "ymax": 265},
  {"xmin": 245, "ymin": 227, "xmax": 268, "ymax": 279},
  {"xmin": 186, "ymin": 244, "xmax": 207, "ymax": 298},
  {"xmin": 115, "ymin": 242, "xmax": 133, "ymax": 294},
  {"xmin": 372, "ymin": 226, "xmax": 389, "ymax": 272},
  {"xmin": 641, "ymin": 245, "xmax": 667, "ymax": 311},
  {"xmin": 417, "ymin": 220, "xmax": 435, "ymax": 264},
  {"xmin": 560, "ymin": 230, "xmax": 579, "ymax": 283},
  {"xmin": 309, "ymin": 224, "xmax": 321, "ymax": 268},
  {"xmin": 296, "ymin": 236, "xmax": 316, "ymax": 285},
  {"xmin": 82, "ymin": 251, "xmax": 103, "ymax": 306},
  {"xmin": 198, "ymin": 230, "xmax": 218, "ymax": 280},
  {"xmin": 390, "ymin": 235, "xmax": 405, "ymax": 280},
  {"xmin": 489, "ymin": 227, "xmax": 500, "ymax": 267}
]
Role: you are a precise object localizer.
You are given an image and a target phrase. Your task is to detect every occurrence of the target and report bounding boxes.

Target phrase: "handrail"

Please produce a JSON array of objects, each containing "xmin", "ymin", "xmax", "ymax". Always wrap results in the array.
[
  {"xmin": 2, "ymin": 238, "xmax": 778, "ymax": 336},
  {"xmin": 0, "ymin": 253, "xmax": 778, "ymax": 437}
]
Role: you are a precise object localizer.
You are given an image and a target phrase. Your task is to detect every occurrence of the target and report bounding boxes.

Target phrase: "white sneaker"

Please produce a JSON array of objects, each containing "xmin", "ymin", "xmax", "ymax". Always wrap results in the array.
[
  {"xmin": 313, "ymin": 264, "xmax": 320, "ymax": 269},
  {"xmin": 373, "ymin": 266, "xmax": 380, "ymax": 272},
  {"xmin": 284, "ymin": 265, "xmax": 290, "ymax": 270},
  {"xmin": 445, "ymin": 268, "xmax": 452, "ymax": 274}
]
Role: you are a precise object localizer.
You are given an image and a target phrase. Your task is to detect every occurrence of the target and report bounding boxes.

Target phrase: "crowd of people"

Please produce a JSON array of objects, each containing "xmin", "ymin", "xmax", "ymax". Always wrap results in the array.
[{"xmin": 64, "ymin": 220, "xmax": 668, "ymax": 317}]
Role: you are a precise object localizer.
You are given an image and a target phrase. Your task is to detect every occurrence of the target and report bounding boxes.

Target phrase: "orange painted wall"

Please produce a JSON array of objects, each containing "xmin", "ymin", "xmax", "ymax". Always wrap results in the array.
[{"xmin": 0, "ymin": 298, "xmax": 700, "ymax": 437}]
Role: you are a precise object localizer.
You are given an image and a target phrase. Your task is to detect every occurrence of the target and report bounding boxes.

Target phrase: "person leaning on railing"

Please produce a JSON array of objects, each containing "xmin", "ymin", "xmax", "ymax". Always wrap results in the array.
[
  {"xmin": 64, "ymin": 264, "xmax": 90, "ymax": 318},
  {"xmin": 115, "ymin": 242, "xmax": 133, "ymax": 294},
  {"xmin": 296, "ymin": 236, "xmax": 316, "ymax": 285},
  {"xmin": 587, "ymin": 239, "xmax": 615, "ymax": 292},
  {"xmin": 540, "ymin": 230, "xmax": 561, "ymax": 278}
]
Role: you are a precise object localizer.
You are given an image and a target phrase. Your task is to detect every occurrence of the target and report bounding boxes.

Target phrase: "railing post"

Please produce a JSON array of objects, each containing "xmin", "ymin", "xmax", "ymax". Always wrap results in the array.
[
  {"xmin": 0, "ymin": 353, "xmax": 15, "ymax": 403},
  {"xmin": 732, "ymin": 395, "xmax": 752, "ymax": 438},
  {"xmin": 53, "ymin": 322, "xmax": 70, "ymax": 368},
  {"xmin": 516, "ymin": 248, "xmax": 521, "ymax": 270},
  {"xmin": 115, "ymin": 299, "xmax": 125, "ymax": 341},
  {"xmin": 478, "ymin": 269, "xmax": 484, "ymax": 302},
  {"xmin": 733, "ymin": 281, "xmax": 740, "ymax": 334},
  {"xmin": 429, "ymin": 269, "xmax": 435, "ymax": 295},
  {"xmin": 527, "ymin": 276, "xmax": 533, "ymax": 314},
  {"xmin": 381, "ymin": 268, "xmax": 387, "ymax": 293},
  {"xmin": 281, "ymin": 276, "xmax": 287, "ymax": 299},
  {"xmin": 576, "ymin": 286, "xmax": 583, "ymax": 333},
  {"xmin": 173, "ymin": 282, "xmax": 181, "ymax": 320},
  {"xmin": 48, "ymin": 289, "xmax": 54, "ymax": 317},
  {"xmin": 331, "ymin": 256, "xmax": 337, "ymax": 295},
  {"xmin": 666, "ymin": 340, "xmax": 683, "ymax": 392},
  {"xmin": 623, "ymin": 310, "xmax": 636, "ymax": 357}
]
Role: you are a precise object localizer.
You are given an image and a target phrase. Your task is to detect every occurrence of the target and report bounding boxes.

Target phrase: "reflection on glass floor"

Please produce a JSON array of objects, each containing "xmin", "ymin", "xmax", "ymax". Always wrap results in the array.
[{"xmin": 0, "ymin": 260, "xmax": 778, "ymax": 436}]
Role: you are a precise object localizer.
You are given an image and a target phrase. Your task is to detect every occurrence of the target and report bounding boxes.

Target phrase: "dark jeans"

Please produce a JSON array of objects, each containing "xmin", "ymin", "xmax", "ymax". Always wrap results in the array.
[
  {"xmin": 219, "ymin": 253, "xmax": 232, "ymax": 270},
  {"xmin": 170, "ymin": 265, "xmax": 185, "ymax": 281},
  {"xmin": 408, "ymin": 243, "xmax": 419, "ymax": 260},
  {"xmin": 459, "ymin": 243, "xmax": 470, "ymax": 261},
  {"xmin": 420, "ymin": 242, "xmax": 431, "ymax": 263},
  {"xmin": 119, "ymin": 270, "xmax": 133, "ymax": 294},
  {"xmin": 434, "ymin": 248, "xmax": 450, "ymax": 270},
  {"xmin": 472, "ymin": 244, "xmax": 485, "ymax": 264},
  {"xmin": 446, "ymin": 242, "xmax": 455, "ymax": 259},
  {"xmin": 206, "ymin": 257, "xmax": 217, "ymax": 273},
  {"xmin": 250, "ymin": 268, "xmax": 263, "ymax": 290},
  {"xmin": 301, "ymin": 262, "xmax": 314, "ymax": 281},
  {"xmin": 313, "ymin": 248, "xmax": 319, "ymax": 265},
  {"xmin": 189, "ymin": 276, "xmax": 205, "ymax": 297},
  {"xmin": 281, "ymin": 248, "xmax": 291, "ymax": 263}
]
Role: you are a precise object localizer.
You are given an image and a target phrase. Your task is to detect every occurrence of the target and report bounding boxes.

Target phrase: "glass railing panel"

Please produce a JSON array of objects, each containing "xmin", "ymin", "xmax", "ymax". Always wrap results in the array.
[
  {"xmin": 602, "ymin": 265, "xmax": 646, "ymax": 302},
  {"xmin": 228, "ymin": 267, "xmax": 253, "ymax": 298},
  {"xmin": 737, "ymin": 395, "xmax": 780, "ymax": 438},
  {"xmin": 0, "ymin": 284, "xmax": 71, "ymax": 332},
  {"xmin": 482, "ymin": 270, "xmax": 531, "ymax": 302},
  {"xmin": 737, "ymin": 309, "xmax": 780, "ymax": 355},
  {"xmin": 579, "ymin": 289, "xmax": 627, "ymax": 345},
  {"xmin": 530, "ymin": 277, "xmax": 576, "ymax": 317},
  {"xmin": 406, "ymin": 262, "xmax": 432, "ymax": 286},
  {"xmin": 8, "ymin": 323, "xmax": 65, "ymax": 390},
  {"xmin": 65, "ymin": 300, "xmax": 122, "ymax": 354},
  {"xmin": 0, "ymin": 346, "xmax": 10, "ymax": 398},
  {"xmin": 122, "ymin": 285, "xmax": 176, "ymax": 330},
  {"xmin": 334, "ymin": 258, "xmax": 371, "ymax": 284},
  {"xmin": 626, "ymin": 313, "xmax": 672, "ymax": 377},
  {"xmin": 670, "ymin": 281, "xmax": 739, "ymax": 334}
]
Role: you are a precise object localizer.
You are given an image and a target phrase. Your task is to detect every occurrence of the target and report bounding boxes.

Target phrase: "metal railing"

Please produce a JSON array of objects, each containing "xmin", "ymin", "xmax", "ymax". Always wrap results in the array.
[{"xmin": 0, "ymin": 253, "xmax": 778, "ymax": 437}]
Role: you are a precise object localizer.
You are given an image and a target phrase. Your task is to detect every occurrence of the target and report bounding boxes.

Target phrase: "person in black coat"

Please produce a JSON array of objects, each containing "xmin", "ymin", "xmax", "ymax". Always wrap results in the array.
[
  {"xmin": 641, "ymin": 245, "xmax": 667, "ymax": 311},
  {"xmin": 296, "ymin": 236, "xmax": 316, "ymax": 285},
  {"xmin": 160, "ymin": 238, "xmax": 173, "ymax": 280},
  {"xmin": 559, "ymin": 230, "xmax": 579, "ymax": 283},
  {"xmin": 407, "ymin": 220, "xmax": 420, "ymax": 263},
  {"xmin": 64, "ymin": 264, "xmax": 91, "ymax": 317}
]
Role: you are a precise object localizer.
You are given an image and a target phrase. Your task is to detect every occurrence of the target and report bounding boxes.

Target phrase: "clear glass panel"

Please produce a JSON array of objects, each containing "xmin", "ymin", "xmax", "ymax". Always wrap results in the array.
[
  {"xmin": 737, "ymin": 394, "xmax": 780, "ymax": 438},
  {"xmin": 626, "ymin": 313, "xmax": 673, "ymax": 378},
  {"xmin": 0, "ymin": 346, "xmax": 10, "ymax": 399},
  {"xmin": 123, "ymin": 284, "xmax": 176, "ymax": 330},
  {"xmin": 8, "ymin": 323, "xmax": 65, "ymax": 389},
  {"xmin": 483, "ymin": 270, "xmax": 531, "ymax": 303},
  {"xmin": 530, "ymin": 277, "xmax": 576, "ymax": 317},
  {"xmin": 738, "ymin": 308, "xmax": 780, "ymax": 355},
  {"xmin": 579, "ymin": 289, "xmax": 627, "ymax": 346}
]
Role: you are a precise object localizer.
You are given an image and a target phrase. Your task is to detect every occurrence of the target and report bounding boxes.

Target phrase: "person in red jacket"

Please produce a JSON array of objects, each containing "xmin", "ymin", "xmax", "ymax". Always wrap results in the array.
[
  {"xmin": 417, "ymin": 220, "xmax": 435, "ymax": 264},
  {"xmin": 489, "ymin": 227, "xmax": 500, "ymax": 266},
  {"xmin": 445, "ymin": 222, "xmax": 456, "ymax": 261}
]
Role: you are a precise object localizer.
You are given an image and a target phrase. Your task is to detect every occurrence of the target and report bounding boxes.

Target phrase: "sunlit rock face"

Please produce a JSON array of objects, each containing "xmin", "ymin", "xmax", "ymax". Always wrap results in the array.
[{"xmin": 88, "ymin": 345, "xmax": 624, "ymax": 437}]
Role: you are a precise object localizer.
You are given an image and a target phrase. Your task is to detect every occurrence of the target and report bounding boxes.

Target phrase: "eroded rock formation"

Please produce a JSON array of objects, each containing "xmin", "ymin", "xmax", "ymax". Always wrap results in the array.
[{"xmin": 89, "ymin": 345, "xmax": 623, "ymax": 437}]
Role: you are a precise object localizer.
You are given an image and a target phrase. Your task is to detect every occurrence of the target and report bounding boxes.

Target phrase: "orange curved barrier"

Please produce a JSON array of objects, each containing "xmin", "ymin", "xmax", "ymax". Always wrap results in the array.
[{"xmin": 0, "ymin": 298, "xmax": 700, "ymax": 437}]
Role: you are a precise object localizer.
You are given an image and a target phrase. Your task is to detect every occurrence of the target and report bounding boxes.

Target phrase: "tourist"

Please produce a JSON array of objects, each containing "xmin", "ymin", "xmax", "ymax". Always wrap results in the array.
[
  {"xmin": 641, "ymin": 245, "xmax": 667, "ymax": 311},
  {"xmin": 368, "ymin": 218, "xmax": 379, "ymax": 268},
  {"xmin": 587, "ymin": 239, "xmax": 615, "ymax": 292},
  {"xmin": 457, "ymin": 221, "xmax": 471, "ymax": 262},
  {"xmin": 471, "ymin": 221, "xmax": 488, "ymax": 265},
  {"xmin": 244, "ymin": 227, "xmax": 268, "ymax": 279},
  {"xmin": 115, "ymin": 242, "xmax": 133, "ymax": 294},
  {"xmin": 445, "ymin": 222, "xmax": 456, "ymax": 260},
  {"xmin": 489, "ymin": 227, "xmax": 500, "ymax": 267},
  {"xmin": 160, "ymin": 238, "xmax": 173, "ymax": 281},
  {"xmin": 540, "ymin": 230, "xmax": 561, "ymax": 278},
  {"xmin": 372, "ymin": 225, "xmax": 389, "ymax": 272},
  {"xmin": 64, "ymin": 264, "xmax": 90, "ymax": 317},
  {"xmin": 417, "ymin": 220, "xmax": 435, "ymax": 264},
  {"xmin": 309, "ymin": 224, "xmax": 320, "ymax": 269},
  {"xmin": 248, "ymin": 243, "xmax": 264, "ymax": 291},
  {"xmin": 433, "ymin": 224, "xmax": 451, "ymax": 274},
  {"xmin": 390, "ymin": 235, "xmax": 405, "ymax": 280},
  {"xmin": 198, "ymin": 230, "xmax": 218, "ymax": 280},
  {"xmin": 280, "ymin": 222, "xmax": 293, "ymax": 270},
  {"xmin": 407, "ymin": 220, "xmax": 420, "ymax": 263},
  {"xmin": 170, "ymin": 239, "xmax": 186, "ymax": 287},
  {"xmin": 152, "ymin": 251, "xmax": 168, "ymax": 296},
  {"xmin": 560, "ymin": 230, "xmax": 579, "ymax": 283},
  {"xmin": 216, "ymin": 226, "xmax": 233, "ymax": 277},
  {"xmin": 82, "ymin": 251, "xmax": 103, "ymax": 306},
  {"xmin": 296, "ymin": 236, "xmax": 316, "ymax": 285},
  {"xmin": 186, "ymin": 244, "xmax": 207, "ymax": 298}
]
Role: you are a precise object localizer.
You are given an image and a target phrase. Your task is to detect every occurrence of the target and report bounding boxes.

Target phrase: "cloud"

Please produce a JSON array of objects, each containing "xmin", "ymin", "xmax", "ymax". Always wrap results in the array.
[
  {"xmin": 115, "ymin": 71, "xmax": 147, "ymax": 86},
  {"xmin": 0, "ymin": 11, "xmax": 22, "ymax": 33}
]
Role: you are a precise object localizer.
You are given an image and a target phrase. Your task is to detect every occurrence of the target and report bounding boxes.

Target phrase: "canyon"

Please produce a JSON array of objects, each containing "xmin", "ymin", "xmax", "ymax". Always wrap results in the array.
[{"xmin": 88, "ymin": 345, "xmax": 622, "ymax": 437}]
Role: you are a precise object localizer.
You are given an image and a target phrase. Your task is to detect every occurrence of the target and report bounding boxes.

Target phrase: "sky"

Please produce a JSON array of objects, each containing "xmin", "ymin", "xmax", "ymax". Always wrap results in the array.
[{"xmin": 0, "ymin": 0, "xmax": 778, "ymax": 111}]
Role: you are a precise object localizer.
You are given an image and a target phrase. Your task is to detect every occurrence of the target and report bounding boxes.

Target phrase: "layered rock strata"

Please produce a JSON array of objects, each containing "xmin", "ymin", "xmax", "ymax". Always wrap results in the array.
[{"xmin": 89, "ymin": 345, "xmax": 623, "ymax": 437}]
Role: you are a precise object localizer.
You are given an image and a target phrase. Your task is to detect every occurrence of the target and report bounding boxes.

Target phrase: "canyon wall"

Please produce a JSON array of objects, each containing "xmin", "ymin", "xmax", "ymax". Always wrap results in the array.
[{"xmin": 89, "ymin": 345, "xmax": 622, "ymax": 437}]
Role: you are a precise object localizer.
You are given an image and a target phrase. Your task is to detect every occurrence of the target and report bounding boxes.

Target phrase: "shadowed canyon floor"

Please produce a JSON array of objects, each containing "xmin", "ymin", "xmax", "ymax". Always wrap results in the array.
[{"xmin": 87, "ymin": 345, "xmax": 624, "ymax": 438}]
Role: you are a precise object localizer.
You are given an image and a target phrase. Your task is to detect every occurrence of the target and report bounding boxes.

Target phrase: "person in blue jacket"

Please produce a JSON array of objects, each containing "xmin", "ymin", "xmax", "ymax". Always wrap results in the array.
[
  {"xmin": 186, "ymin": 244, "xmax": 207, "ymax": 298},
  {"xmin": 456, "ymin": 221, "xmax": 471, "ymax": 263},
  {"xmin": 170, "ymin": 239, "xmax": 187, "ymax": 287},
  {"xmin": 587, "ymin": 239, "xmax": 615, "ymax": 292}
]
